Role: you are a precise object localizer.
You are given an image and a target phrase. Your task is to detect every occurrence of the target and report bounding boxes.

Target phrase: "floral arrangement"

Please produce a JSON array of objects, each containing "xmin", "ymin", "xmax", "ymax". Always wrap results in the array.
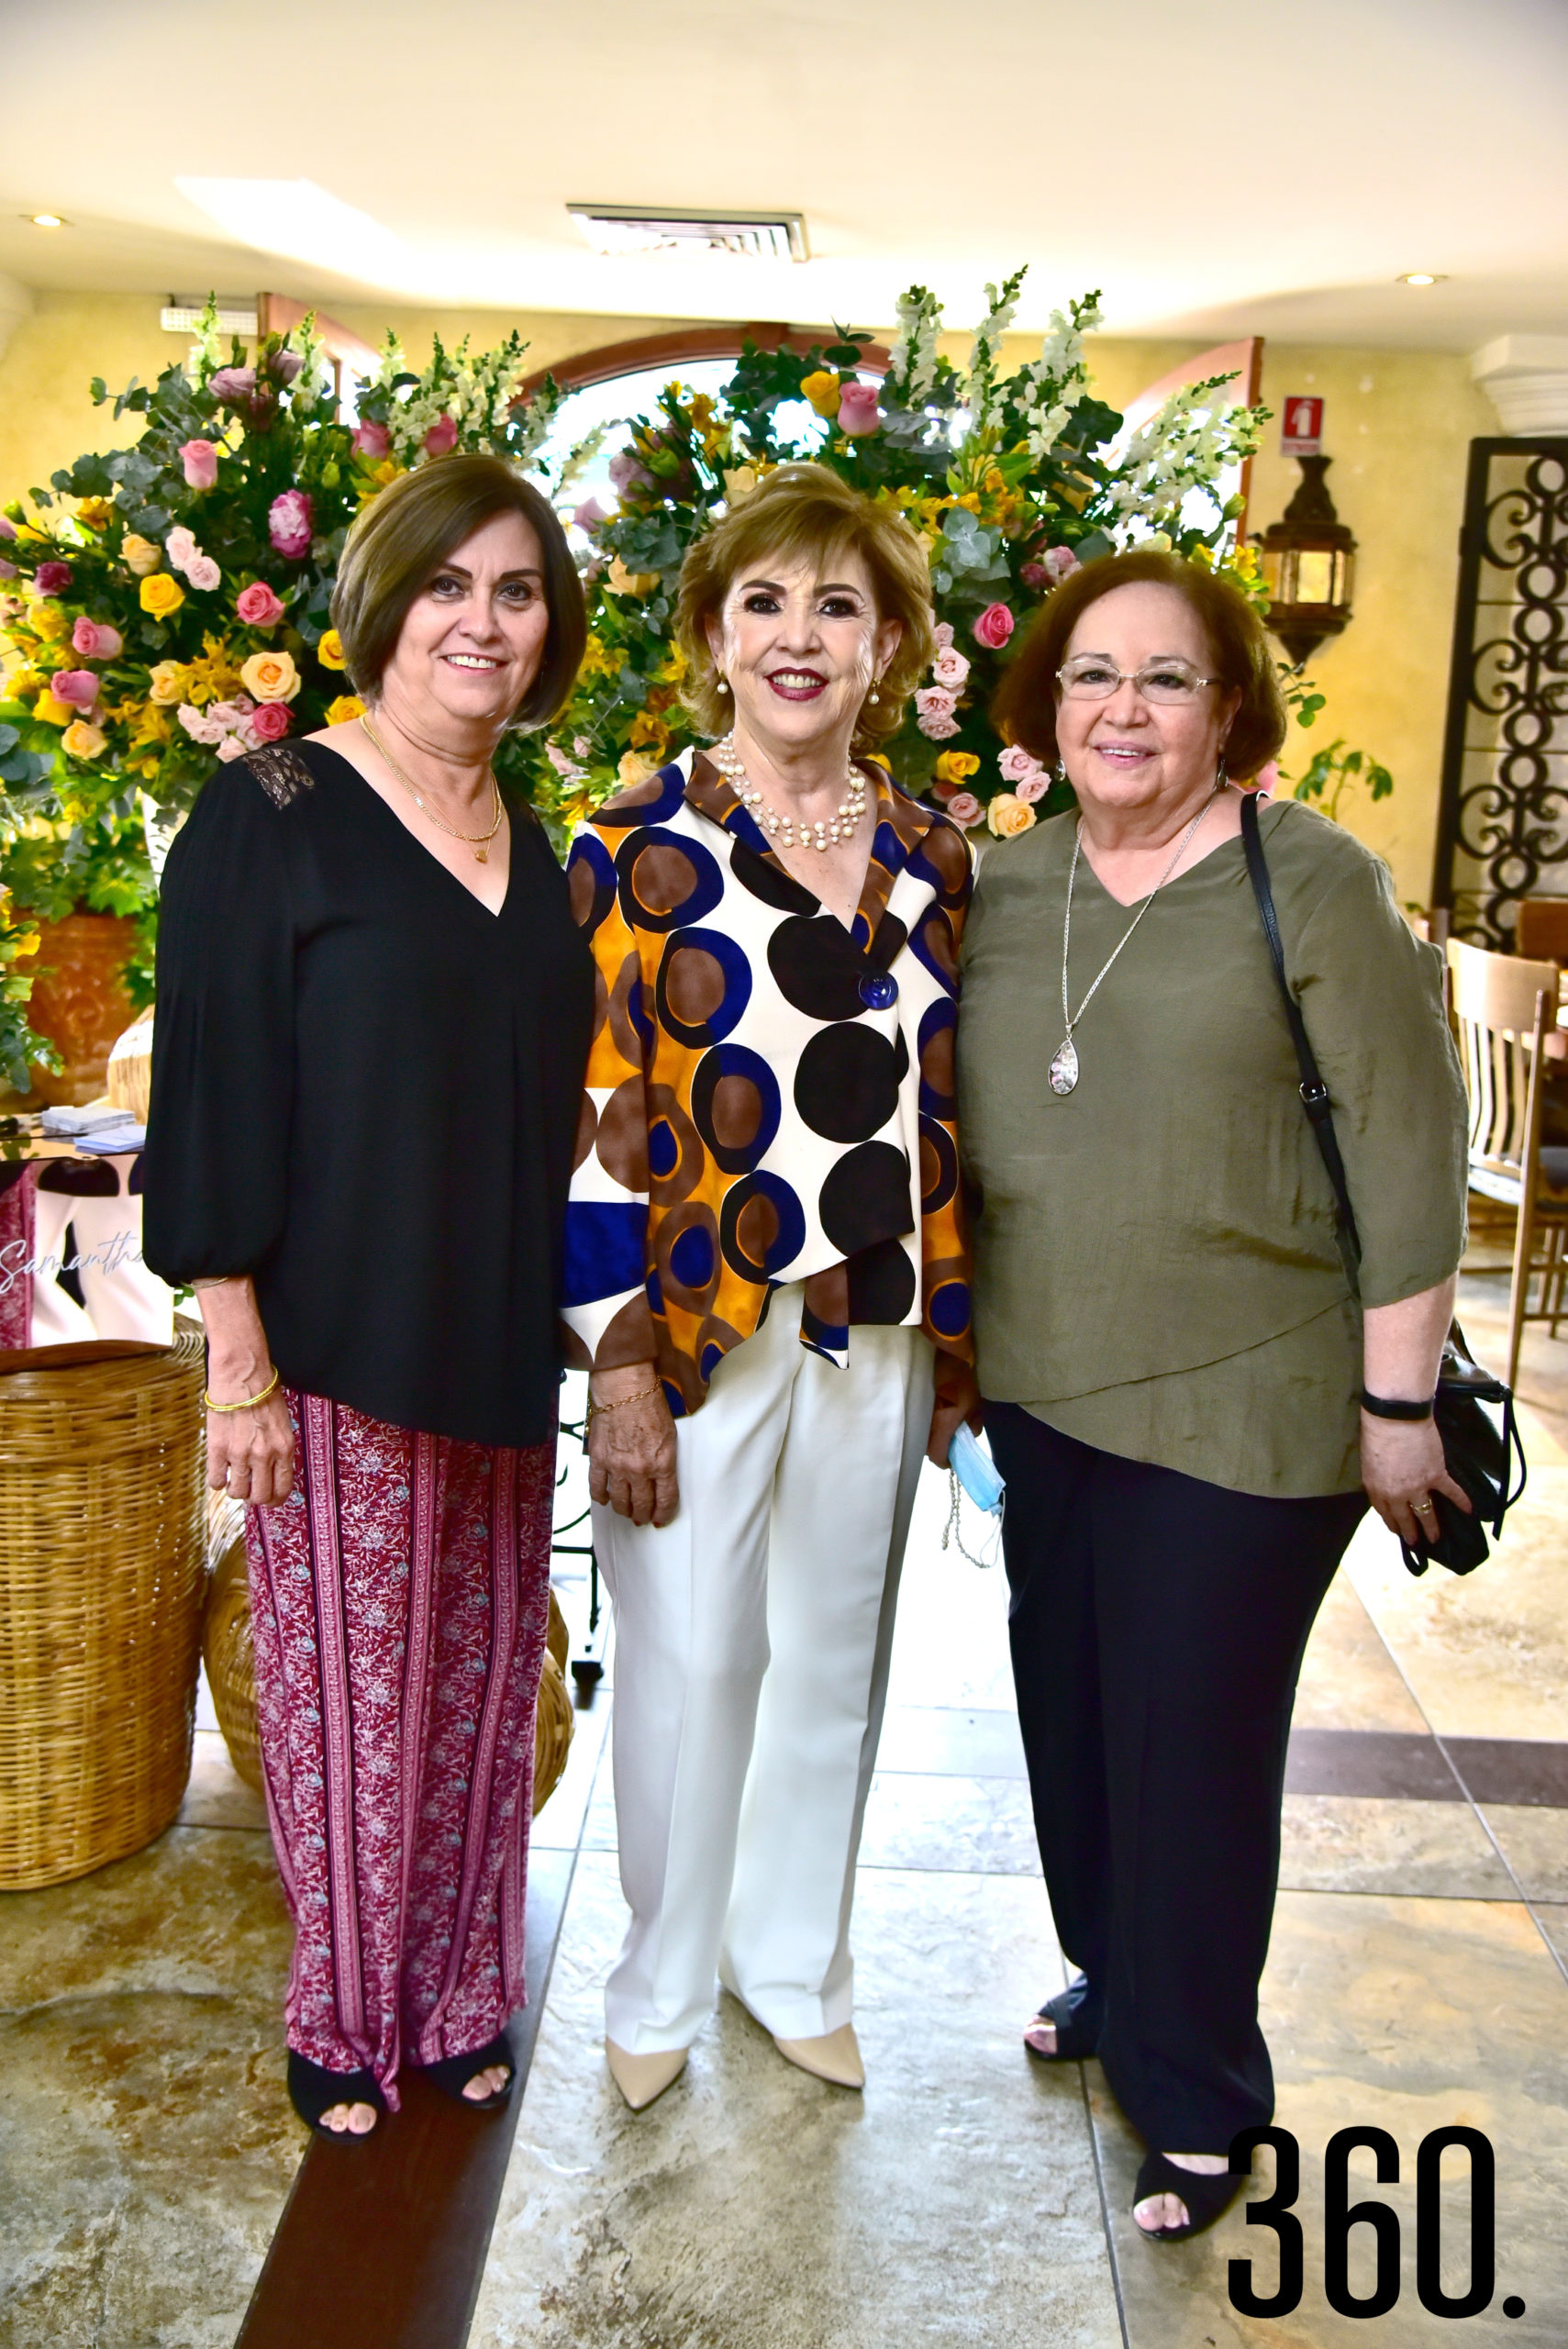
[
  {"xmin": 0, "ymin": 305, "xmax": 568, "ymax": 1069},
  {"xmin": 528, "ymin": 272, "xmax": 1289, "ymax": 840}
]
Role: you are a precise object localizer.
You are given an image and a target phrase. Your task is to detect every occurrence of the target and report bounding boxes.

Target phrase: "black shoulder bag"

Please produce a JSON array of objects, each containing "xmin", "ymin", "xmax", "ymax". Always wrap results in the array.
[{"xmin": 1239, "ymin": 792, "xmax": 1526, "ymax": 1577}]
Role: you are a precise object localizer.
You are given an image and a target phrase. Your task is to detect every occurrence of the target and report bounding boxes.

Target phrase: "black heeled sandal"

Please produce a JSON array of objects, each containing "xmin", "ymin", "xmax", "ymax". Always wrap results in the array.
[
  {"xmin": 287, "ymin": 2051, "xmax": 386, "ymax": 2139},
  {"xmin": 418, "ymin": 2032, "xmax": 515, "ymax": 2110},
  {"xmin": 1132, "ymin": 2150, "xmax": 1244, "ymax": 2242},
  {"xmin": 1024, "ymin": 1980, "xmax": 1101, "ymax": 2064}
]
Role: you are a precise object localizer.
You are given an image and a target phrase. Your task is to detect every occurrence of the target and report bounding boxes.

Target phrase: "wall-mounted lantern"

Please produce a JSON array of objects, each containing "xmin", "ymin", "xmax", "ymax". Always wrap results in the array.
[{"xmin": 1254, "ymin": 456, "xmax": 1357, "ymax": 667}]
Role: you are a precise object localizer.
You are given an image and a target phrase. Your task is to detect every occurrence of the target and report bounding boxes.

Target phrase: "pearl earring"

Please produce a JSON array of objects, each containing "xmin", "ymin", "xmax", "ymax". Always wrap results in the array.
[
  {"xmin": 868, "ymin": 678, "xmax": 881, "ymax": 705},
  {"xmin": 716, "ymin": 676, "xmax": 729, "ymax": 695}
]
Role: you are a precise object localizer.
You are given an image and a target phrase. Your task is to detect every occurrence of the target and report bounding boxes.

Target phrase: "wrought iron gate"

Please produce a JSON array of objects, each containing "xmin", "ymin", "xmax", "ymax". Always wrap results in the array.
[{"xmin": 1432, "ymin": 438, "xmax": 1568, "ymax": 942}]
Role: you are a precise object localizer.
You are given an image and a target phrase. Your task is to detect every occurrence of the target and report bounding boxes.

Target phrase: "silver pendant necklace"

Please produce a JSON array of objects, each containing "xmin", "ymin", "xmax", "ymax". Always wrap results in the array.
[{"xmin": 1050, "ymin": 786, "xmax": 1221, "ymax": 1097}]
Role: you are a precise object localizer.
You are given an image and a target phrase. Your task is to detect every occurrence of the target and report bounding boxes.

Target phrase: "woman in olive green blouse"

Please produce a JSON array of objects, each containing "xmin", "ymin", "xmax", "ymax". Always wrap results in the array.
[{"xmin": 958, "ymin": 549, "xmax": 1468, "ymax": 2243}]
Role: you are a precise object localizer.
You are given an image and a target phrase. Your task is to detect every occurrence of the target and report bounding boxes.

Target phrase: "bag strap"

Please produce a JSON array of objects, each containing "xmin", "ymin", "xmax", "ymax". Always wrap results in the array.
[{"xmin": 1240, "ymin": 792, "xmax": 1362, "ymax": 1266}]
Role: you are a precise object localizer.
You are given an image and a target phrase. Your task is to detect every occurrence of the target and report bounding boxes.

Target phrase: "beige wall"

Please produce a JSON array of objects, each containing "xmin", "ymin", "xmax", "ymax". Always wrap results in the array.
[{"xmin": 0, "ymin": 291, "xmax": 1497, "ymax": 904}]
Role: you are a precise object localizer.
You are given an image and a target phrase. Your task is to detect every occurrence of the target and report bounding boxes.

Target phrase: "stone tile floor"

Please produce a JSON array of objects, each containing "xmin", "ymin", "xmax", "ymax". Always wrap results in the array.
[{"xmin": 5, "ymin": 1269, "xmax": 1568, "ymax": 2344}]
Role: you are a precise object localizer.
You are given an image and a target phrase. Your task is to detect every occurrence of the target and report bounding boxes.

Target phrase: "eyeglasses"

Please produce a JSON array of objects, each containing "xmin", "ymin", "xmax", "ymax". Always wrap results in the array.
[{"xmin": 1056, "ymin": 656, "xmax": 1219, "ymax": 705}]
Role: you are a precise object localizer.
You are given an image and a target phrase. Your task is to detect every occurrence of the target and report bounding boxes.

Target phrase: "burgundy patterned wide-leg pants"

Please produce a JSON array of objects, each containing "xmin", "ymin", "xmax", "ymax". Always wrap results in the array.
[{"xmin": 247, "ymin": 1390, "xmax": 555, "ymax": 2107}]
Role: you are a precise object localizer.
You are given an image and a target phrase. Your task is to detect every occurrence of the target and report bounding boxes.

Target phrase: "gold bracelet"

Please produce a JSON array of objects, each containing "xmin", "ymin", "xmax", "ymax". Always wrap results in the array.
[
  {"xmin": 204, "ymin": 1366, "xmax": 282, "ymax": 1414},
  {"xmin": 585, "ymin": 1383, "xmax": 662, "ymax": 1426}
]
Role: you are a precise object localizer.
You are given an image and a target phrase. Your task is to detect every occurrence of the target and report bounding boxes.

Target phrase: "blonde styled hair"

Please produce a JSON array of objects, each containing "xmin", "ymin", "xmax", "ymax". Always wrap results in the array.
[{"xmin": 674, "ymin": 464, "xmax": 936, "ymax": 750}]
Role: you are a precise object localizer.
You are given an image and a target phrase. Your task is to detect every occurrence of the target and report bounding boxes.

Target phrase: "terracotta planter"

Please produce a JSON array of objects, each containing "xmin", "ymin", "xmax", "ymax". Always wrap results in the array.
[{"xmin": 25, "ymin": 913, "xmax": 139, "ymax": 1108}]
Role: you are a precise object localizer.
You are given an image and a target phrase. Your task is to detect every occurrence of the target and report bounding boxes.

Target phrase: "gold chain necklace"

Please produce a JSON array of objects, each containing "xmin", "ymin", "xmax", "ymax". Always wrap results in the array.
[{"xmin": 360, "ymin": 714, "xmax": 506, "ymax": 863}]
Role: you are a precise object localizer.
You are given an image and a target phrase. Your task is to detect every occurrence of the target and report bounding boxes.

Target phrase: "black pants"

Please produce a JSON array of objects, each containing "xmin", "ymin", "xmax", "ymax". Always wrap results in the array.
[{"xmin": 985, "ymin": 1403, "xmax": 1366, "ymax": 2152}]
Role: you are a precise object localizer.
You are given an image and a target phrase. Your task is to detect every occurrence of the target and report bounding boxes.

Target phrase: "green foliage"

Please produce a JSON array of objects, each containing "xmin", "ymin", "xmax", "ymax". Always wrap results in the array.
[{"xmin": 1285, "ymin": 738, "xmax": 1395, "ymax": 822}]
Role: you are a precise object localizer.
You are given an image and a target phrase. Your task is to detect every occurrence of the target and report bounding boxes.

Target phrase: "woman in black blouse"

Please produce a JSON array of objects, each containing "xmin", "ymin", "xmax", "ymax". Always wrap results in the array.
[{"xmin": 144, "ymin": 455, "xmax": 593, "ymax": 2139}]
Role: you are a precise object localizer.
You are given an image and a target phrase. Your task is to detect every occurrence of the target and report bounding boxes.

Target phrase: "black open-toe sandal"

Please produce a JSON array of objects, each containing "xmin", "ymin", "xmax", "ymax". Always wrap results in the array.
[
  {"xmin": 1132, "ymin": 2150, "xmax": 1244, "ymax": 2242},
  {"xmin": 418, "ymin": 2033, "xmax": 515, "ymax": 2110},
  {"xmin": 287, "ymin": 2051, "xmax": 386, "ymax": 2139},
  {"xmin": 1024, "ymin": 1980, "xmax": 1102, "ymax": 2064}
]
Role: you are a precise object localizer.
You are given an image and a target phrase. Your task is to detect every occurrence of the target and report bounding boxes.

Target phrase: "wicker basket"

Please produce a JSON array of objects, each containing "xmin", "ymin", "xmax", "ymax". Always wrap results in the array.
[
  {"xmin": 201, "ymin": 1530, "xmax": 575, "ymax": 1818},
  {"xmin": 106, "ymin": 1008, "xmax": 155, "ymax": 1125},
  {"xmin": 0, "ymin": 1321, "xmax": 207, "ymax": 1887}
]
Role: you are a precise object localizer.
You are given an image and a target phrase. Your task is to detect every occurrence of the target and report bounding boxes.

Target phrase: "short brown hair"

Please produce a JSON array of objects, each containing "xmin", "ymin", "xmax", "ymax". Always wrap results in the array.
[
  {"xmin": 675, "ymin": 464, "xmax": 936, "ymax": 750},
  {"xmin": 332, "ymin": 453, "xmax": 586, "ymax": 728},
  {"xmin": 992, "ymin": 548, "xmax": 1286, "ymax": 779}
]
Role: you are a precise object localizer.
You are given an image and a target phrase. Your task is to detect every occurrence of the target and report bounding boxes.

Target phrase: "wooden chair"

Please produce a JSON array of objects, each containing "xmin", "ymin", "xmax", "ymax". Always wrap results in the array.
[
  {"xmin": 1447, "ymin": 937, "xmax": 1568, "ymax": 1386},
  {"xmin": 1516, "ymin": 897, "xmax": 1568, "ymax": 963}
]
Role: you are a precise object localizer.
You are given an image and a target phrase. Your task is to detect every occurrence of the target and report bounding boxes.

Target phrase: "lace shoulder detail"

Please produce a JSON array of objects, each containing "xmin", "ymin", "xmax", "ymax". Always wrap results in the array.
[{"xmin": 245, "ymin": 744, "xmax": 317, "ymax": 809}]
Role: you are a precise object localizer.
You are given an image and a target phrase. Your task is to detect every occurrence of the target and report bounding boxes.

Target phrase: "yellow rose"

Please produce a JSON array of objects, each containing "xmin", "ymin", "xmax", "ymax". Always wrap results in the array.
[
  {"xmin": 800, "ymin": 370, "xmax": 844, "ymax": 417},
  {"xmin": 935, "ymin": 751, "xmax": 981, "ymax": 785},
  {"xmin": 986, "ymin": 790, "xmax": 1037, "ymax": 841},
  {"xmin": 239, "ymin": 649, "xmax": 302, "ymax": 704},
  {"xmin": 33, "ymin": 693, "xmax": 75, "ymax": 726},
  {"xmin": 317, "ymin": 629, "xmax": 347, "ymax": 671},
  {"xmin": 617, "ymin": 750, "xmax": 659, "ymax": 790},
  {"xmin": 140, "ymin": 573, "xmax": 185, "ymax": 618},
  {"xmin": 607, "ymin": 557, "xmax": 658, "ymax": 599},
  {"xmin": 122, "ymin": 533, "xmax": 162, "ymax": 577},
  {"xmin": 722, "ymin": 464, "xmax": 760, "ymax": 503},
  {"xmin": 29, "ymin": 601, "xmax": 69, "ymax": 640},
  {"xmin": 61, "ymin": 718, "xmax": 108, "ymax": 762},
  {"xmin": 325, "ymin": 693, "xmax": 366, "ymax": 726},
  {"xmin": 147, "ymin": 659, "xmax": 189, "ymax": 706}
]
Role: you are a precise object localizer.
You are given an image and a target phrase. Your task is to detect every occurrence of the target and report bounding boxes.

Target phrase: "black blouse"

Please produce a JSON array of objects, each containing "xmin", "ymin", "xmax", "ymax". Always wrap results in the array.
[{"xmin": 142, "ymin": 740, "xmax": 595, "ymax": 1449}]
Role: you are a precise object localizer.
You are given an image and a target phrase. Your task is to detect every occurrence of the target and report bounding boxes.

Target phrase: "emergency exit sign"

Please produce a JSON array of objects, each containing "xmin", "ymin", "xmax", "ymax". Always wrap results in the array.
[{"xmin": 1281, "ymin": 395, "xmax": 1324, "ymax": 455}]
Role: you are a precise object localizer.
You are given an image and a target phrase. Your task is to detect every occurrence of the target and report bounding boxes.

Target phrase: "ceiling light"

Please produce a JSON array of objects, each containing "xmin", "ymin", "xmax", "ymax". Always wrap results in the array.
[
  {"xmin": 1396, "ymin": 273, "xmax": 1447, "ymax": 287},
  {"xmin": 567, "ymin": 204, "xmax": 807, "ymax": 263},
  {"xmin": 28, "ymin": 213, "xmax": 66, "ymax": 229},
  {"xmin": 175, "ymin": 177, "xmax": 409, "ymax": 283}
]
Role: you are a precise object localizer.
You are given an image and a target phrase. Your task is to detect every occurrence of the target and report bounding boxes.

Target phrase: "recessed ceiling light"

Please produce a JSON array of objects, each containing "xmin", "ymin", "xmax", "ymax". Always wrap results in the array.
[
  {"xmin": 1396, "ymin": 272, "xmax": 1446, "ymax": 287},
  {"xmin": 28, "ymin": 213, "xmax": 67, "ymax": 229},
  {"xmin": 567, "ymin": 204, "xmax": 807, "ymax": 263}
]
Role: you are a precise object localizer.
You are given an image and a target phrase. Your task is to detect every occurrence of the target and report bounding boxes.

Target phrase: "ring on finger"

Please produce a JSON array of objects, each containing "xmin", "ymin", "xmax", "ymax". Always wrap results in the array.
[{"xmin": 1414, "ymin": 1495, "xmax": 1436, "ymax": 1516}]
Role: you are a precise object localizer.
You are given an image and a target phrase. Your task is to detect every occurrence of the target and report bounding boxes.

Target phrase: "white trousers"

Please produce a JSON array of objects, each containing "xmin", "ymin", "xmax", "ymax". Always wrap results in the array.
[{"xmin": 595, "ymin": 1283, "xmax": 933, "ymax": 2054}]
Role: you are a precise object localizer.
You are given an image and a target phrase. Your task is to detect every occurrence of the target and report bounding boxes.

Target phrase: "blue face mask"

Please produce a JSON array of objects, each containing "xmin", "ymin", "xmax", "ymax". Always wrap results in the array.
[{"xmin": 950, "ymin": 1422, "xmax": 1005, "ymax": 1516}]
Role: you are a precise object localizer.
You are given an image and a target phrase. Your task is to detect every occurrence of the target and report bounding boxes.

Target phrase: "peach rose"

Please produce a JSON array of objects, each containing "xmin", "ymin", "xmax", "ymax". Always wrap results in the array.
[
  {"xmin": 61, "ymin": 718, "xmax": 108, "ymax": 761},
  {"xmin": 987, "ymin": 790, "xmax": 1037, "ymax": 840},
  {"xmin": 239, "ymin": 649, "xmax": 302, "ymax": 703},
  {"xmin": 148, "ymin": 659, "xmax": 189, "ymax": 706},
  {"xmin": 121, "ymin": 533, "xmax": 162, "ymax": 576}
]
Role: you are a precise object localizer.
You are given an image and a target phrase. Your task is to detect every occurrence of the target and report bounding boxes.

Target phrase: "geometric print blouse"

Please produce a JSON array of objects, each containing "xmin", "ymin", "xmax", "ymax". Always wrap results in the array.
[{"xmin": 561, "ymin": 745, "xmax": 974, "ymax": 1419}]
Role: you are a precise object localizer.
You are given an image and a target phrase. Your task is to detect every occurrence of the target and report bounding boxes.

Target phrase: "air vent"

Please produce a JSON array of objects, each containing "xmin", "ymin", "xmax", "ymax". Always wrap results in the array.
[
  {"xmin": 566, "ymin": 205, "xmax": 807, "ymax": 263},
  {"xmin": 161, "ymin": 300, "xmax": 259, "ymax": 337}
]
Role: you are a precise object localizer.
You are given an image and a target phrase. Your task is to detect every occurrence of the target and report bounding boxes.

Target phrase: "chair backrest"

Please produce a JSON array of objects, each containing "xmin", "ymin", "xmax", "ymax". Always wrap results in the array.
[
  {"xmin": 1516, "ymin": 896, "xmax": 1568, "ymax": 963},
  {"xmin": 1447, "ymin": 937, "xmax": 1556, "ymax": 1176}
]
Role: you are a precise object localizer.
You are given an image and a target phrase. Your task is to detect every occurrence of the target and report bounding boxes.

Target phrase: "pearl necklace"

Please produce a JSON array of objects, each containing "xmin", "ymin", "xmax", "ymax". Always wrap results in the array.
[{"xmin": 708, "ymin": 733, "xmax": 867, "ymax": 852}]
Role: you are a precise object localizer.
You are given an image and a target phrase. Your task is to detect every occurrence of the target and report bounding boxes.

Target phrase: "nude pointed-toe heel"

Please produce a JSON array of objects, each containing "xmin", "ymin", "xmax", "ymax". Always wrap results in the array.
[
  {"xmin": 773, "ymin": 2022, "xmax": 864, "ymax": 2089},
  {"xmin": 606, "ymin": 2039, "xmax": 688, "ymax": 2111}
]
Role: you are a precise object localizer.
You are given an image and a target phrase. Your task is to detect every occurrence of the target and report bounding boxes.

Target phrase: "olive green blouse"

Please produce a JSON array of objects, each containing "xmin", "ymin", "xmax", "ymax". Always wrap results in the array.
[{"xmin": 956, "ymin": 796, "xmax": 1469, "ymax": 1497}]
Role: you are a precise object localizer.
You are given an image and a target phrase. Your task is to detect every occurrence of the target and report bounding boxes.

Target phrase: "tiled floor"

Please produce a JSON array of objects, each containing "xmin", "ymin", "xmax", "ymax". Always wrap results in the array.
[{"xmin": 4, "ymin": 1271, "xmax": 1567, "ymax": 2344}]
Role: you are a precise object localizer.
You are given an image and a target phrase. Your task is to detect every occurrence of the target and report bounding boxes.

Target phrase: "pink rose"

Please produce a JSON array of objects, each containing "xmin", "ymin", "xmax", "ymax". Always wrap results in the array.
[
  {"xmin": 973, "ymin": 602, "xmax": 1016, "ymax": 651},
  {"xmin": 607, "ymin": 450, "xmax": 651, "ymax": 495},
  {"xmin": 179, "ymin": 439, "xmax": 220, "ymax": 489},
  {"xmin": 216, "ymin": 734, "xmax": 250, "ymax": 762},
  {"xmin": 945, "ymin": 792, "xmax": 984, "ymax": 829},
  {"xmin": 209, "ymin": 366, "xmax": 257, "ymax": 404},
  {"xmin": 72, "ymin": 617, "xmax": 123, "ymax": 659},
  {"xmin": 236, "ymin": 581, "xmax": 285, "ymax": 628},
  {"xmin": 186, "ymin": 553, "xmax": 221, "ymax": 592},
  {"xmin": 351, "ymin": 419, "xmax": 390, "ymax": 458},
  {"xmin": 50, "ymin": 667, "xmax": 101, "ymax": 710},
  {"xmin": 269, "ymin": 348, "xmax": 304, "ymax": 385},
  {"xmin": 837, "ymin": 384, "xmax": 881, "ymax": 437},
  {"xmin": 915, "ymin": 685, "xmax": 961, "ymax": 740},
  {"xmin": 1042, "ymin": 544, "xmax": 1080, "ymax": 581},
  {"xmin": 933, "ymin": 619, "xmax": 954, "ymax": 651},
  {"xmin": 1015, "ymin": 772, "xmax": 1049, "ymax": 805},
  {"xmin": 165, "ymin": 525, "xmax": 198, "ymax": 573},
  {"xmin": 573, "ymin": 497, "xmax": 609, "ymax": 531},
  {"xmin": 268, "ymin": 490, "xmax": 314, "ymax": 559},
  {"xmin": 932, "ymin": 645, "xmax": 971, "ymax": 690},
  {"xmin": 34, "ymin": 560, "xmax": 72, "ymax": 596},
  {"xmin": 250, "ymin": 699, "xmax": 293, "ymax": 741},
  {"xmin": 998, "ymin": 743, "xmax": 1047, "ymax": 787},
  {"xmin": 423, "ymin": 414, "xmax": 458, "ymax": 456}
]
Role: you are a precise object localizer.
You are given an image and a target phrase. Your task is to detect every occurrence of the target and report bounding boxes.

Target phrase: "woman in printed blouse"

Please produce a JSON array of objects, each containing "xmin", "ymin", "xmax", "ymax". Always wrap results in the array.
[
  {"xmin": 564, "ymin": 464, "xmax": 977, "ymax": 2110},
  {"xmin": 144, "ymin": 457, "xmax": 594, "ymax": 2140}
]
